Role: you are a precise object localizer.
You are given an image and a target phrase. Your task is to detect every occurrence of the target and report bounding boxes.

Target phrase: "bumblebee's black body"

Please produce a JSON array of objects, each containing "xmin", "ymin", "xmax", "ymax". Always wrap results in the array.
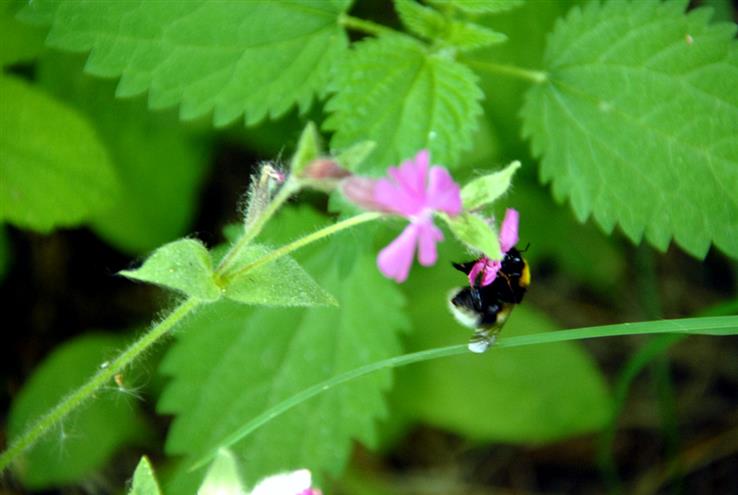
[{"xmin": 449, "ymin": 247, "xmax": 530, "ymax": 352}]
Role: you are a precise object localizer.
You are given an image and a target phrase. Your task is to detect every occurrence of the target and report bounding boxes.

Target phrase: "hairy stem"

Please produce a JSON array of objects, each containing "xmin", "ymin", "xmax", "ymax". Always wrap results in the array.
[
  {"xmin": 220, "ymin": 211, "xmax": 383, "ymax": 284},
  {"xmin": 462, "ymin": 59, "xmax": 548, "ymax": 84},
  {"xmin": 0, "ymin": 298, "xmax": 201, "ymax": 472},
  {"xmin": 190, "ymin": 315, "xmax": 738, "ymax": 471}
]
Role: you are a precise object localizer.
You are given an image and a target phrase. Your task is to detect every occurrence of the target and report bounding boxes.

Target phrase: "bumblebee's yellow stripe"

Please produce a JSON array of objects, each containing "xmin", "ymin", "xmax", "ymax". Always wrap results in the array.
[{"xmin": 520, "ymin": 260, "xmax": 531, "ymax": 288}]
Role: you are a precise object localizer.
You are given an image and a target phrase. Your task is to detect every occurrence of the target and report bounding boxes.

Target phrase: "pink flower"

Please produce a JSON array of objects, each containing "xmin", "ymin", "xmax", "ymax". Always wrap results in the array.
[
  {"xmin": 467, "ymin": 208, "xmax": 519, "ymax": 287},
  {"xmin": 344, "ymin": 150, "xmax": 462, "ymax": 282},
  {"xmin": 250, "ymin": 468, "xmax": 321, "ymax": 495}
]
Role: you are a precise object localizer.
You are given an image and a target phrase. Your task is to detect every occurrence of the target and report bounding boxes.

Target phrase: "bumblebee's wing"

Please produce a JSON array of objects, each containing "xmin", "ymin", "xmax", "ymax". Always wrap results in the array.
[
  {"xmin": 467, "ymin": 303, "xmax": 515, "ymax": 353},
  {"xmin": 451, "ymin": 261, "xmax": 477, "ymax": 275}
]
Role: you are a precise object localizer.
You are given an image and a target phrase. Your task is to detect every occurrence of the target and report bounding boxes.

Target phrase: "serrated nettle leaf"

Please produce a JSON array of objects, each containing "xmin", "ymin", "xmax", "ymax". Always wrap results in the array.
[
  {"xmin": 21, "ymin": 0, "xmax": 350, "ymax": 126},
  {"xmin": 325, "ymin": 34, "xmax": 483, "ymax": 172},
  {"xmin": 120, "ymin": 239, "xmax": 221, "ymax": 302},
  {"xmin": 8, "ymin": 334, "xmax": 150, "ymax": 489},
  {"xmin": 223, "ymin": 244, "xmax": 337, "ymax": 308},
  {"xmin": 445, "ymin": 19, "xmax": 507, "ymax": 51},
  {"xmin": 38, "ymin": 52, "xmax": 210, "ymax": 254},
  {"xmin": 198, "ymin": 450, "xmax": 245, "ymax": 495},
  {"xmin": 429, "ymin": 0, "xmax": 525, "ymax": 15},
  {"xmin": 442, "ymin": 212, "xmax": 502, "ymax": 259},
  {"xmin": 522, "ymin": 0, "xmax": 738, "ymax": 258},
  {"xmin": 129, "ymin": 456, "xmax": 162, "ymax": 495},
  {"xmin": 395, "ymin": 0, "xmax": 447, "ymax": 40},
  {"xmin": 333, "ymin": 141, "xmax": 377, "ymax": 172},
  {"xmin": 158, "ymin": 230, "xmax": 408, "ymax": 492},
  {"xmin": 290, "ymin": 122, "xmax": 322, "ymax": 176},
  {"xmin": 0, "ymin": 75, "xmax": 119, "ymax": 232},
  {"xmin": 0, "ymin": 0, "xmax": 46, "ymax": 67},
  {"xmin": 461, "ymin": 160, "xmax": 521, "ymax": 210}
]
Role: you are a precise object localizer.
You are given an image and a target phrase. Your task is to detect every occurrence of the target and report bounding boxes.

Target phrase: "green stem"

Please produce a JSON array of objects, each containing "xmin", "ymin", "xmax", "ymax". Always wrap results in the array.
[
  {"xmin": 220, "ymin": 212, "xmax": 383, "ymax": 284},
  {"xmin": 462, "ymin": 58, "xmax": 548, "ymax": 84},
  {"xmin": 216, "ymin": 179, "xmax": 299, "ymax": 277},
  {"xmin": 190, "ymin": 315, "xmax": 738, "ymax": 471},
  {"xmin": 338, "ymin": 14, "xmax": 396, "ymax": 37},
  {"xmin": 0, "ymin": 297, "xmax": 201, "ymax": 472}
]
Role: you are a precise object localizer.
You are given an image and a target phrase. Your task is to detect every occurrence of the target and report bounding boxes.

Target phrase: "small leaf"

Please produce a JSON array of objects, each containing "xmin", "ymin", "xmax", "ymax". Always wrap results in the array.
[
  {"xmin": 0, "ymin": 0, "xmax": 46, "ymax": 66},
  {"xmin": 521, "ymin": 0, "xmax": 738, "ymax": 258},
  {"xmin": 20, "ymin": 0, "xmax": 350, "ymax": 126},
  {"xmin": 325, "ymin": 34, "xmax": 483, "ymax": 172},
  {"xmin": 333, "ymin": 141, "xmax": 376, "ymax": 172},
  {"xmin": 0, "ymin": 75, "xmax": 119, "ymax": 232},
  {"xmin": 290, "ymin": 122, "xmax": 322, "ymax": 175},
  {"xmin": 223, "ymin": 244, "xmax": 337, "ymax": 307},
  {"xmin": 461, "ymin": 160, "xmax": 521, "ymax": 210},
  {"xmin": 198, "ymin": 450, "xmax": 245, "ymax": 495},
  {"xmin": 395, "ymin": 0, "xmax": 446, "ymax": 39},
  {"xmin": 445, "ymin": 20, "xmax": 507, "ymax": 51},
  {"xmin": 429, "ymin": 0, "xmax": 525, "ymax": 14},
  {"xmin": 442, "ymin": 212, "xmax": 501, "ymax": 259},
  {"xmin": 120, "ymin": 239, "xmax": 221, "ymax": 302},
  {"xmin": 129, "ymin": 456, "xmax": 162, "ymax": 495},
  {"xmin": 7, "ymin": 334, "xmax": 150, "ymax": 489}
]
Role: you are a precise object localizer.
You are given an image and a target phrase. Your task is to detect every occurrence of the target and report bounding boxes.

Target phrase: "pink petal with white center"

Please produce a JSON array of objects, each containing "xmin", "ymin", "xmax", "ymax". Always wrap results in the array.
[
  {"xmin": 426, "ymin": 166, "xmax": 462, "ymax": 216},
  {"xmin": 499, "ymin": 208, "xmax": 519, "ymax": 253},
  {"xmin": 416, "ymin": 219, "xmax": 444, "ymax": 266},
  {"xmin": 377, "ymin": 223, "xmax": 419, "ymax": 282}
]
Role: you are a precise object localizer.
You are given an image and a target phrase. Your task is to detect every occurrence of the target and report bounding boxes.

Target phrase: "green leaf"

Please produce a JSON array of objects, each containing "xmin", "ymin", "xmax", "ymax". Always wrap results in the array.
[
  {"xmin": 120, "ymin": 239, "xmax": 221, "ymax": 302},
  {"xmin": 0, "ymin": 75, "xmax": 119, "ymax": 232},
  {"xmin": 0, "ymin": 226, "xmax": 10, "ymax": 281},
  {"xmin": 129, "ymin": 456, "xmax": 162, "ymax": 495},
  {"xmin": 223, "ymin": 243, "xmax": 337, "ymax": 308},
  {"xmin": 333, "ymin": 140, "xmax": 376, "ymax": 171},
  {"xmin": 442, "ymin": 211, "xmax": 501, "ymax": 259},
  {"xmin": 20, "ymin": 0, "xmax": 350, "ymax": 126},
  {"xmin": 198, "ymin": 450, "xmax": 245, "ymax": 495},
  {"xmin": 395, "ymin": 0, "xmax": 447, "ymax": 40},
  {"xmin": 158, "ymin": 208, "xmax": 408, "ymax": 492},
  {"xmin": 522, "ymin": 0, "xmax": 738, "ymax": 258},
  {"xmin": 38, "ymin": 52, "xmax": 210, "ymax": 254},
  {"xmin": 325, "ymin": 34, "xmax": 483, "ymax": 172},
  {"xmin": 290, "ymin": 122, "xmax": 323, "ymax": 175},
  {"xmin": 460, "ymin": 160, "xmax": 520, "ymax": 209},
  {"xmin": 0, "ymin": 0, "xmax": 46, "ymax": 66},
  {"xmin": 7, "ymin": 333, "xmax": 150, "ymax": 489},
  {"xmin": 393, "ymin": 243, "xmax": 610, "ymax": 442},
  {"xmin": 445, "ymin": 19, "xmax": 507, "ymax": 51},
  {"xmin": 429, "ymin": 0, "xmax": 525, "ymax": 15}
]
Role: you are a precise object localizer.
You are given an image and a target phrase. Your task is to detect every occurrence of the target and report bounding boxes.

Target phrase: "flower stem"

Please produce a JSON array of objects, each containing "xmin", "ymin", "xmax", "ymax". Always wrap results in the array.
[
  {"xmin": 220, "ymin": 212, "xmax": 383, "ymax": 284},
  {"xmin": 0, "ymin": 297, "xmax": 201, "ymax": 472},
  {"xmin": 339, "ymin": 14, "xmax": 396, "ymax": 37},
  {"xmin": 190, "ymin": 315, "xmax": 738, "ymax": 471},
  {"xmin": 462, "ymin": 58, "xmax": 548, "ymax": 84}
]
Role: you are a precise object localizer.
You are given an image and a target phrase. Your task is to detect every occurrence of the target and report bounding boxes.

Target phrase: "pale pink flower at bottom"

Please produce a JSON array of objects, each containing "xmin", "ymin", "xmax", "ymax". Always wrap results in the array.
[
  {"xmin": 467, "ymin": 208, "xmax": 520, "ymax": 287},
  {"xmin": 249, "ymin": 469, "xmax": 320, "ymax": 495}
]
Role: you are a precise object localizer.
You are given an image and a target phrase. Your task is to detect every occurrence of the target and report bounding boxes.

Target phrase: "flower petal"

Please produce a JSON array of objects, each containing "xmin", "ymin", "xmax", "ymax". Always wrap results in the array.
[
  {"xmin": 377, "ymin": 224, "xmax": 419, "ymax": 282},
  {"xmin": 373, "ymin": 176, "xmax": 423, "ymax": 216},
  {"xmin": 250, "ymin": 469, "xmax": 312, "ymax": 495},
  {"xmin": 416, "ymin": 219, "xmax": 443, "ymax": 266},
  {"xmin": 341, "ymin": 177, "xmax": 386, "ymax": 212},
  {"xmin": 499, "ymin": 208, "xmax": 519, "ymax": 253},
  {"xmin": 390, "ymin": 149, "xmax": 429, "ymax": 200},
  {"xmin": 427, "ymin": 166, "xmax": 462, "ymax": 216},
  {"xmin": 468, "ymin": 257, "xmax": 501, "ymax": 287}
]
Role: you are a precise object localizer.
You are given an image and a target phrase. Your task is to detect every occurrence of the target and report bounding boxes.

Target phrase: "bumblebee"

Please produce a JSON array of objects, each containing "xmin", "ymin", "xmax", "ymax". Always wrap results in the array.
[{"xmin": 448, "ymin": 246, "xmax": 530, "ymax": 353}]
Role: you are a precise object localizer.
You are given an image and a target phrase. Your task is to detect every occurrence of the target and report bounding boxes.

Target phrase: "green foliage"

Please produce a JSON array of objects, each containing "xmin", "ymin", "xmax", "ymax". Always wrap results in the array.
[
  {"xmin": 38, "ymin": 53, "xmax": 210, "ymax": 254},
  {"xmin": 289, "ymin": 122, "xmax": 322, "ymax": 176},
  {"xmin": 223, "ymin": 244, "xmax": 337, "ymax": 307},
  {"xmin": 198, "ymin": 450, "xmax": 245, "ymax": 495},
  {"xmin": 444, "ymin": 19, "xmax": 507, "ymax": 51},
  {"xmin": 430, "ymin": 0, "xmax": 525, "ymax": 15},
  {"xmin": 393, "ymin": 244, "xmax": 610, "ymax": 442},
  {"xmin": 325, "ymin": 34, "xmax": 483, "ymax": 172},
  {"xmin": 395, "ymin": 0, "xmax": 447, "ymax": 40},
  {"xmin": 461, "ymin": 160, "xmax": 520, "ymax": 209},
  {"xmin": 0, "ymin": 226, "xmax": 9, "ymax": 281},
  {"xmin": 522, "ymin": 0, "xmax": 738, "ymax": 258},
  {"xmin": 20, "ymin": 0, "xmax": 350, "ymax": 126},
  {"xmin": 0, "ymin": 0, "xmax": 45, "ymax": 66},
  {"xmin": 0, "ymin": 75, "xmax": 119, "ymax": 232},
  {"xmin": 7, "ymin": 334, "xmax": 150, "ymax": 489},
  {"xmin": 158, "ymin": 208, "xmax": 408, "ymax": 491},
  {"xmin": 120, "ymin": 239, "xmax": 221, "ymax": 302},
  {"xmin": 442, "ymin": 212, "xmax": 501, "ymax": 259},
  {"xmin": 128, "ymin": 456, "xmax": 162, "ymax": 495}
]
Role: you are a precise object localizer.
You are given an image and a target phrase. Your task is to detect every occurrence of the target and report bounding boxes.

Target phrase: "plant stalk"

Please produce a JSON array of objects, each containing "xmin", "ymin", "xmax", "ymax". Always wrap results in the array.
[{"xmin": 463, "ymin": 59, "xmax": 548, "ymax": 84}]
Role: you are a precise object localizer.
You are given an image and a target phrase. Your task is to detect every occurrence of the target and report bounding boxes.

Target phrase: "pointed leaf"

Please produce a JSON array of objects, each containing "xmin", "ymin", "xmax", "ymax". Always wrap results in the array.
[
  {"xmin": 429, "ymin": 0, "xmax": 525, "ymax": 14},
  {"xmin": 198, "ymin": 450, "xmax": 245, "ymax": 495},
  {"xmin": 223, "ymin": 244, "xmax": 337, "ymax": 308},
  {"xmin": 20, "ymin": 0, "xmax": 350, "ymax": 126},
  {"xmin": 0, "ymin": 75, "xmax": 118, "ymax": 232},
  {"xmin": 129, "ymin": 456, "xmax": 162, "ymax": 495},
  {"xmin": 395, "ymin": 0, "xmax": 446, "ymax": 40},
  {"xmin": 289, "ymin": 122, "xmax": 323, "ymax": 175},
  {"xmin": 445, "ymin": 19, "xmax": 507, "ymax": 51},
  {"xmin": 442, "ymin": 212, "xmax": 501, "ymax": 259},
  {"xmin": 522, "ymin": 0, "xmax": 738, "ymax": 258},
  {"xmin": 461, "ymin": 160, "xmax": 521, "ymax": 210},
  {"xmin": 120, "ymin": 239, "xmax": 221, "ymax": 301},
  {"xmin": 325, "ymin": 35, "xmax": 483, "ymax": 172}
]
